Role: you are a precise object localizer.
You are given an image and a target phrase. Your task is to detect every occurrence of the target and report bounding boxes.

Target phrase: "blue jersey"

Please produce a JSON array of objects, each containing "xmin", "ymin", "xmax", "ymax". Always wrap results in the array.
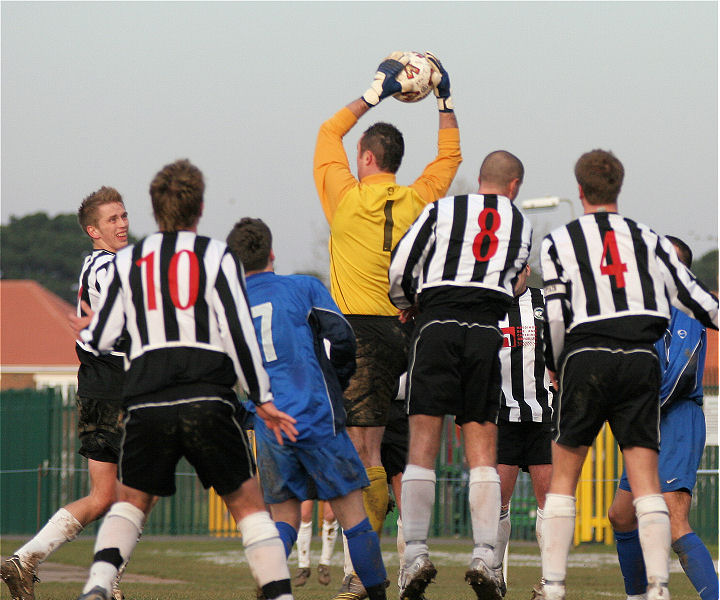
[
  {"xmin": 655, "ymin": 307, "xmax": 706, "ymax": 409},
  {"xmin": 245, "ymin": 272, "xmax": 356, "ymax": 446}
]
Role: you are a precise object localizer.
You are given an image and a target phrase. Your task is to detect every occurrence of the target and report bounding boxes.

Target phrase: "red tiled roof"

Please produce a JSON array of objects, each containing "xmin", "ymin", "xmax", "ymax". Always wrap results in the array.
[{"xmin": 1, "ymin": 280, "xmax": 79, "ymax": 366}]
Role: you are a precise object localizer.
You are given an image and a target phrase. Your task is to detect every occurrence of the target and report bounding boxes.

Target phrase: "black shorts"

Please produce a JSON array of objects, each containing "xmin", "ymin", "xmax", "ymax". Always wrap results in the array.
[
  {"xmin": 555, "ymin": 346, "xmax": 661, "ymax": 450},
  {"xmin": 497, "ymin": 420, "xmax": 552, "ymax": 469},
  {"xmin": 381, "ymin": 398, "xmax": 409, "ymax": 480},
  {"xmin": 344, "ymin": 315, "xmax": 412, "ymax": 427},
  {"xmin": 119, "ymin": 397, "xmax": 256, "ymax": 497},
  {"xmin": 77, "ymin": 395, "xmax": 124, "ymax": 464},
  {"xmin": 407, "ymin": 317, "xmax": 502, "ymax": 426}
]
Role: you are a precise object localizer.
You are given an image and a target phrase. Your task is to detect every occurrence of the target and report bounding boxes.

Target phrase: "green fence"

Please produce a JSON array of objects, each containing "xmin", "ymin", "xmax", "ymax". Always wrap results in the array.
[{"xmin": 1, "ymin": 388, "xmax": 718, "ymax": 545}]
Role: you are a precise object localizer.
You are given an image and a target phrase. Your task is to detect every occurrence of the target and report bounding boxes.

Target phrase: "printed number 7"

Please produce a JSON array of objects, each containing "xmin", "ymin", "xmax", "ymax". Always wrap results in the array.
[
  {"xmin": 599, "ymin": 230, "xmax": 628, "ymax": 288},
  {"xmin": 251, "ymin": 302, "xmax": 277, "ymax": 362}
]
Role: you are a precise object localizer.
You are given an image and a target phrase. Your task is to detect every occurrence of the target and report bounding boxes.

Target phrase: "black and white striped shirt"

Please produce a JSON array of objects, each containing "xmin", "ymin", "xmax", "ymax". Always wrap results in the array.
[
  {"xmin": 388, "ymin": 194, "xmax": 532, "ymax": 311},
  {"xmin": 498, "ymin": 287, "xmax": 553, "ymax": 423},
  {"xmin": 541, "ymin": 212, "xmax": 718, "ymax": 364},
  {"xmin": 80, "ymin": 231, "xmax": 272, "ymax": 407},
  {"xmin": 76, "ymin": 249, "xmax": 124, "ymax": 400}
]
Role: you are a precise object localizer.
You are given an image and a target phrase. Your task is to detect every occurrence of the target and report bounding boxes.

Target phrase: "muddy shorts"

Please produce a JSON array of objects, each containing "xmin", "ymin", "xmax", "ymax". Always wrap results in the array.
[
  {"xmin": 555, "ymin": 345, "xmax": 661, "ymax": 450},
  {"xmin": 381, "ymin": 397, "xmax": 409, "ymax": 480},
  {"xmin": 343, "ymin": 315, "xmax": 412, "ymax": 427},
  {"xmin": 254, "ymin": 426, "xmax": 369, "ymax": 503},
  {"xmin": 119, "ymin": 396, "xmax": 256, "ymax": 497},
  {"xmin": 77, "ymin": 395, "xmax": 124, "ymax": 463},
  {"xmin": 497, "ymin": 420, "xmax": 552, "ymax": 468}
]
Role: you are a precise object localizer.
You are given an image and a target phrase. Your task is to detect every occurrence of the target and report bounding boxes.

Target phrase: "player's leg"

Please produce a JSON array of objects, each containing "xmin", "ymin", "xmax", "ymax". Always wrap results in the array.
[
  {"xmin": 346, "ymin": 425, "xmax": 388, "ymax": 536},
  {"xmin": 268, "ymin": 498, "xmax": 301, "ymax": 559},
  {"xmin": 540, "ymin": 442, "xmax": 589, "ymax": 600},
  {"xmin": 292, "ymin": 500, "xmax": 313, "ymax": 585},
  {"xmin": 400, "ymin": 413, "xmax": 443, "ymax": 599},
  {"xmin": 79, "ymin": 484, "xmax": 153, "ymax": 599},
  {"xmin": 330, "ymin": 489, "xmax": 388, "ymax": 600},
  {"xmin": 528, "ymin": 462, "xmax": 552, "ymax": 548},
  {"xmin": 318, "ymin": 501, "xmax": 338, "ymax": 585},
  {"xmin": 665, "ymin": 490, "xmax": 718, "ymax": 600},
  {"xmin": 495, "ymin": 463, "xmax": 518, "ymax": 591},
  {"xmin": 608, "ymin": 484, "xmax": 647, "ymax": 600},
  {"xmin": 462, "ymin": 420, "xmax": 503, "ymax": 599},
  {"xmin": 623, "ymin": 446, "xmax": 671, "ymax": 599}
]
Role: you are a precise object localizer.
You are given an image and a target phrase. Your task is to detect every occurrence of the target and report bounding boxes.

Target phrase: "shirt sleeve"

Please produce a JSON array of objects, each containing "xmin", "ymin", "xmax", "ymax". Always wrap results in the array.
[
  {"xmin": 212, "ymin": 249, "xmax": 273, "ymax": 405},
  {"xmin": 314, "ymin": 107, "xmax": 360, "ymax": 223},
  {"xmin": 409, "ymin": 127, "xmax": 462, "ymax": 203},
  {"xmin": 80, "ymin": 261, "xmax": 126, "ymax": 354},
  {"xmin": 541, "ymin": 235, "xmax": 569, "ymax": 368}
]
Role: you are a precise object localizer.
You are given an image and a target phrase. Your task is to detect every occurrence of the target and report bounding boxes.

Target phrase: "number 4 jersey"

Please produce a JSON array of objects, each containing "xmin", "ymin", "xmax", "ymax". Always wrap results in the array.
[
  {"xmin": 79, "ymin": 231, "xmax": 272, "ymax": 408},
  {"xmin": 388, "ymin": 194, "xmax": 532, "ymax": 313},
  {"xmin": 540, "ymin": 212, "xmax": 718, "ymax": 366}
]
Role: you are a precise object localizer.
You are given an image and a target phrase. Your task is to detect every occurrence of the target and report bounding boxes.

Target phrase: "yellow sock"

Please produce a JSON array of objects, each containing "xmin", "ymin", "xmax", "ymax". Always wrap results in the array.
[{"xmin": 363, "ymin": 466, "xmax": 389, "ymax": 536}]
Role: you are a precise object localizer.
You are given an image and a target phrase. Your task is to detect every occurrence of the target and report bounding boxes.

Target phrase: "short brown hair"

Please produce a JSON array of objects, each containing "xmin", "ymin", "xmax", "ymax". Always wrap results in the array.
[
  {"xmin": 574, "ymin": 149, "xmax": 624, "ymax": 205},
  {"xmin": 149, "ymin": 159, "xmax": 205, "ymax": 232},
  {"xmin": 360, "ymin": 122, "xmax": 404, "ymax": 173},
  {"xmin": 226, "ymin": 218, "xmax": 272, "ymax": 272},
  {"xmin": 665, "ymin": 235, "xmax": 693, "ymax": 268},
  {"xmin": 77, "ymin": 186, "xmax": 124, "ymax": 232},
  {"xmin": 479, "ymin": 150, "xmax": 524, "ymax": 188}
]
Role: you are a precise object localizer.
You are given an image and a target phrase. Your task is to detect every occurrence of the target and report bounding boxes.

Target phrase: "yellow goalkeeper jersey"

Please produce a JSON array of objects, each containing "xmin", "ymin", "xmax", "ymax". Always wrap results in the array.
[{"xmin": 314, "ymin": 107, "xmax": 462, "ymax": 316}]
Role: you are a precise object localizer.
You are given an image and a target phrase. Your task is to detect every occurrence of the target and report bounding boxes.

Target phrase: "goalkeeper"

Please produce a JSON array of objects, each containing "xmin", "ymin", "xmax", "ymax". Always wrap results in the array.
[{"xmin": 313, "ymin": 52, "xmax": 461, "ymax": 599}]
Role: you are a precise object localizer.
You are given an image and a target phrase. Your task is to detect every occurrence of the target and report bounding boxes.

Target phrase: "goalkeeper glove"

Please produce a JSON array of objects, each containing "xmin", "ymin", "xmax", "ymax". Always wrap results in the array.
[
  {"xmin": 426, "ymin": 51, "xmax": 454, "ymax": 112},
  {"xmin": 362, "ymin": 51, "xmax": 410, "ymax": 107}
]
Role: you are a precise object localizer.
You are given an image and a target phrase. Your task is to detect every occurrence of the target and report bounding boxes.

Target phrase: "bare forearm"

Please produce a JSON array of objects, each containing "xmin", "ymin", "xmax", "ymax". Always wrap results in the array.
[
  {"xmin": 346, "ymin": 98, "xmax": 372, "ymax": 120},
  {"xmin": 439, "ymin": 110, "xmax": 458, "ymax": 130}
]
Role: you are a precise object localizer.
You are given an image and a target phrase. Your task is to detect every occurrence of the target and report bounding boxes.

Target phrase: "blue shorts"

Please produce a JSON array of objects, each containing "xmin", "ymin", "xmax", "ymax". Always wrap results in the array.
[
  {"xmin": 619, "ymin": 399, "xmax": 705, "ymax": 495},
  {"xmin": 255, "ymin": 426, "xmax": 370, "ymax": 504}
]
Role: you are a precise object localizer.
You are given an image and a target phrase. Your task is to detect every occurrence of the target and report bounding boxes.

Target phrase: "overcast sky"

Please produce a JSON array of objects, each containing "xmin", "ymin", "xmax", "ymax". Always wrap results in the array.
[{"xmin": 2, "ymin": 1, "xmax": 717, "ymax": 277}]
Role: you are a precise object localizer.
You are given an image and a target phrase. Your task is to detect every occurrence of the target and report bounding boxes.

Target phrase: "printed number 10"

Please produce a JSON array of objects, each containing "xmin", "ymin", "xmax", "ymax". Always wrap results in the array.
[{"xmin": 135, "ymin": 250, "xmax": 200, "ymax": 310}]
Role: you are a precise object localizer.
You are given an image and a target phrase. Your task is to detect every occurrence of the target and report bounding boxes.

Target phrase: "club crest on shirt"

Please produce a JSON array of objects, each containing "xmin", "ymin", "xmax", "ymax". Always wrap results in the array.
[
  {"xmin": 677, "ymin": 329, "xmax": 687, "ymax": 339},
  {"xmin": 534, "ymin": 306, "xmax": 544, "ymax": 321}
]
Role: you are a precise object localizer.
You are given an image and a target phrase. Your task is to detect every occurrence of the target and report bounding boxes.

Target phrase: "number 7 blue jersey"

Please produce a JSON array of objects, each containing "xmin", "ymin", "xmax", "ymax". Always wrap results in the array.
[{"xmin": 245, "ymin": 272, "xmax": 357, "ymax": 446}]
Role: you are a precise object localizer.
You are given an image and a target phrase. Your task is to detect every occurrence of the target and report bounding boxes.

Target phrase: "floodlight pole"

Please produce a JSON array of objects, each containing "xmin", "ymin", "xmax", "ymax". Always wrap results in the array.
[{"xmin": 520, "ymin": 196, "xmax": 577, "ymax": 219}]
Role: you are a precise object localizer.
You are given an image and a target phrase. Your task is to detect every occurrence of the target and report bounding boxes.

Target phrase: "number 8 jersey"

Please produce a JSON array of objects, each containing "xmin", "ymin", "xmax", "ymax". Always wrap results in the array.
[
  {"xmin": 79, "ymin": 231, "xmax": 272, "ymax": 408},
  {"xmin": 540, "ymin": 212, "xmax": 718, "ymax": 366},
  {"xmin": 388, "ymin": 194, "xmax": 532, "ymax": 310}
]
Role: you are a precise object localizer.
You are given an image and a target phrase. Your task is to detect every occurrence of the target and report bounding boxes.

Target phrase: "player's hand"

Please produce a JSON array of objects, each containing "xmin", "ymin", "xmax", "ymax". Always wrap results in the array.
[
  {"xmin": 68, "ymin": 300, "xmax": 94, "ymax": 339},
  {"xmin": 256, "ymin": 401, "xmax": 298, "ymax": 445},
  {"xmin": 426, "ymin": 51, "xmax": 454, "ymax": 112},
  {"xmin": 362, "ymin": 51, "xmax": 410, "ymax": 107}
]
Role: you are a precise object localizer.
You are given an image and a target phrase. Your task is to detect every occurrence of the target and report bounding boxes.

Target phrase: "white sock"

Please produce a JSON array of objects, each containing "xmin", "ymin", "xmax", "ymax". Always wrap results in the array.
[
  {"xmin": 296, "ymin": 519, "xmax": 312, "ymax": 569},
  {"xmin": 541, "ymin": 494, "xmax": 576, "ymax": 584},
  {"xmin": 238, "ymin": 511, "xmax": 291, "ymax": 598},
  {"xmin": 468, "ymin": 466, "xmax": 501, "ymax": 566},
  {"xmin": 493, "ymin": 506, "xmax": 511, "ymax": 569},
  {"xmin": 320, "ymin": 519, "xmax": 338, "ymax": 565},
  {"xmin": 396, "ymin": 517, "xmax": 406, "ymax": 567},
  {"xmin": 535, "ymin": 506, "xmax": 544, "ymax": 549},
  {"xmin": 342, "ymin": 532, "xmax": 353, "ymax": 576},
  {"xmin": 401, "ymin": 465, "xmax": 436, "ymax": 566},
  {"xmin": 83, "ymin": 502, "xmax": 144, "ymax": 594},
  {"xmin": 634, "ymin": 494, "xmax": 670, "ymax": 585},
  {"xmin": 16, "ymin": 508, "xmax": 83, "ymax": 568}
]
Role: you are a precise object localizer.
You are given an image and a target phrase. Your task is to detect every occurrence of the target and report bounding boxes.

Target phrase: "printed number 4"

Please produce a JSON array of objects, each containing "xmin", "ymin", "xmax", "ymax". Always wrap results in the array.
[
  {"xmin": 251, "ymin": 302, "xmax": 277, "ymax": 362},
  {"xmin": 600, "ymin": 230, "xmax": 628, "ymax": 288}
]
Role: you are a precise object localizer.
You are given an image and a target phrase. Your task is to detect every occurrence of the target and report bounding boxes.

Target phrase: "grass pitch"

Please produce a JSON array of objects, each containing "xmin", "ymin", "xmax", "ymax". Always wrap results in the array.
[{"xmin": 1, "ymin": 535, "xmax": 708, "ymax": 599}]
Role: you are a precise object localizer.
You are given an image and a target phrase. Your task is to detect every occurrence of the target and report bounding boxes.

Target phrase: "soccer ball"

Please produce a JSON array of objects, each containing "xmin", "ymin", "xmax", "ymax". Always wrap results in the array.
[{"xmin": 393, "ymin": 51, "xmax": 435, "ymax": 103}]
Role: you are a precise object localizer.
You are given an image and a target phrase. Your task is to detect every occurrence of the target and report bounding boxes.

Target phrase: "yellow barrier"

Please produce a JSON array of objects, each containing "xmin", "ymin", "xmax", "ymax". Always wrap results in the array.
[{"xmin": 574, "ymin": 424, "xmax": 622, "ymax": 545}]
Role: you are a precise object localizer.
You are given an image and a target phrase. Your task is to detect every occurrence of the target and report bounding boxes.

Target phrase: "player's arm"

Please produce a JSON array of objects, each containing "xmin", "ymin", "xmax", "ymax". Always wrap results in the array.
[
  {"xmin": 409, "ymin": 52, "xmax": 462, "ymax": 204},
  {"xmin": 308, "ymin": 279, "xmax": 357, "ymax": 389},
  {"xmin": 388, "ymin": 203, "xmax": 437, "ymax": 309},
  {"xmin": 540, "ymin": 236, "xmax": 570, "ymax": 369},
  {"xmin": 656, "ymin": 235, "xmax": 718, "ymax": 330}
]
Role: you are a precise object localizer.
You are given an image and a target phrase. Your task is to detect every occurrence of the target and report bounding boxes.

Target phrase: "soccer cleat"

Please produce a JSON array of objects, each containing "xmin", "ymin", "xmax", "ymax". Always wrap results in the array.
[
  {"xmin": 1, "ymin": 555, "xmax": 40, "ymax": 600},
  {"xmin": 318, "ymin": 563, "xmax": 331, "ymax": 586},
  {"xmin": 399, "ymin": 555, "xmax": 437, "ymax": 600},
  {"xmin": 77, "ymin": 586, "xmax": 110, "ymax": 600},
  {"xmin": 646, "ymin": 581, "xmax": 670, "ymax": 600},
  {"xmin": 464, "ymin": 557, "xmax": 503, "ymax": 600},
  {"xmin": 493, "ymin": 566, "xmax": 507, "ymax": 597},
  {"xmin": 332, "ymin": 573, "xmax": 368, "ymax": 600},
  {"xmin": 292, "ymin": 566, "xmax": 311, "ymax": 587},
  {"xmin": 529, "ymin": 581, "xmax": 566, "ymax": 600}
]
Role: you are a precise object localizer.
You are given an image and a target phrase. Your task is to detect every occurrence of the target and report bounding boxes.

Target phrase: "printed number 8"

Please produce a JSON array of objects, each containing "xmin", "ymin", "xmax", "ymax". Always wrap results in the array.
[{"xmin": 472, "ymin": 208, "xmax": 501, "ymax": 262}]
